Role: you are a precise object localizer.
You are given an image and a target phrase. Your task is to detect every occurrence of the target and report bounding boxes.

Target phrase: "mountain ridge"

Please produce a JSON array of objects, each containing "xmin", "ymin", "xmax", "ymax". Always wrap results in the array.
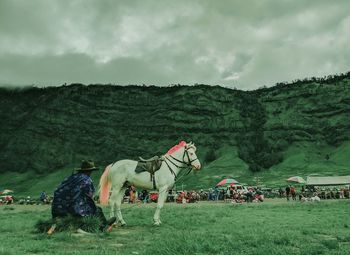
[{"xmin": 1, "ymin": 72, "xmax": 350, "ymax": 192}]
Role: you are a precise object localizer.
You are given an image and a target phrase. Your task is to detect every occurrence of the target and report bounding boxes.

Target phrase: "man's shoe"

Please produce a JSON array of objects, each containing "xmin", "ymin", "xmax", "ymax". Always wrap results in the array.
[
  {"xmin": 101, "ymin": 217, "xmax": 117, "ymax": 232},
  {"xmin": 76, "ymin": 228, "xmax": 93, "ymax": 235},
  {"xmin": 106, "ymin": 217, "xmax": 117, "ymax": 226},
  {"xmin": 47, "ymin": 224, "xmax": 56, "ymax": 235}
]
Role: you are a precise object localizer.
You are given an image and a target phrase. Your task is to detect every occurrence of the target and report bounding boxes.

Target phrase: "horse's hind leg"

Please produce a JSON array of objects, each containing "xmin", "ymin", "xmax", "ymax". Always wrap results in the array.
[{"xmin": 110, "ymin": 187, "xmax": 127, "ymax": 226}]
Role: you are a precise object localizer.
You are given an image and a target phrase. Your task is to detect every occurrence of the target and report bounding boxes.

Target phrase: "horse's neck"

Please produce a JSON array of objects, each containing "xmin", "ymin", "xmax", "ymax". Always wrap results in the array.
[{"xmin": 166, "ymin": 147, "xmax": 186, "ymax": 175}]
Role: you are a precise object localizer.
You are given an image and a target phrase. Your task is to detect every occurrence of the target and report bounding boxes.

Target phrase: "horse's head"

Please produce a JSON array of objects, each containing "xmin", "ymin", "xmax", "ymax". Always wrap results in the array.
[{"xmin": 184, "ymin": 142, "xmax": 201, "ymax": 170}]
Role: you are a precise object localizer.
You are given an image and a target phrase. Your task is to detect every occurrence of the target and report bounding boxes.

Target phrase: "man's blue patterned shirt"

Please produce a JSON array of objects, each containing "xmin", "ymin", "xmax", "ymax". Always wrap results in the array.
[{"xmin": 52, "ymin": 173, "xmax": 96, "ymax": 217}]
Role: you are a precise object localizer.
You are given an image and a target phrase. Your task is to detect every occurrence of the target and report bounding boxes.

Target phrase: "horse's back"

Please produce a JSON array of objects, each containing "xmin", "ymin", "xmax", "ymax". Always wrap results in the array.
[
  {"xmin": 106, "ymin": 159, "xmax": 137, "ymax": 188},
  {"xmin": 110, "ymin": 159, "xmax": 138, "ymax": 173}
]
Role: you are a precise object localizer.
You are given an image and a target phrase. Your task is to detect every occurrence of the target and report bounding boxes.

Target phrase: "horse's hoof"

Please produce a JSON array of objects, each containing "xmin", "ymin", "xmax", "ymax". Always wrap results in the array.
[
  {"xmin": 120, "ymin": 222, "xmax": 127, "ymax": 227},
  {"xmin": 153, "ymin": 220, "xmax": 161, "ymax": 226}
]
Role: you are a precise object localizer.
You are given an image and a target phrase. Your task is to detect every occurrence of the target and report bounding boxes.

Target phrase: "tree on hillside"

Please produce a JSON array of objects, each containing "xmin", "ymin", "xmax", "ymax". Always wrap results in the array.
[
  {"xmin": 236, "ymin": 93, "xmax": 283, "ymax": 172},
  {"xmin": 204, "ymin": 148, "xmax": 217, "ymax": 163}
]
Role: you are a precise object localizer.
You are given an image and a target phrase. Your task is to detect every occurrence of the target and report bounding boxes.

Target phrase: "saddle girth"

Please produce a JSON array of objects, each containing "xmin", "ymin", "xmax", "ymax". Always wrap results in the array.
[{"xmin": 135, "ymin": 155, "xmax": 163, "ymax": 189}]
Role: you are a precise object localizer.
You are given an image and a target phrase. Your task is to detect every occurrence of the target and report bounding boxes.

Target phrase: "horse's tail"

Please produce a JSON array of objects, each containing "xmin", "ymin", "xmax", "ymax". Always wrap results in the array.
[{"xmin": 99, "ymin": 164, "xmax": 112, "ymax": 205}]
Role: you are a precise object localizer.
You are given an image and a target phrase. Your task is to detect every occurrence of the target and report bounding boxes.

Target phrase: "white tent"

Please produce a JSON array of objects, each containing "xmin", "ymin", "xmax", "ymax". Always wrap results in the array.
[{"xmin": 306, "ymin": 176, "xmax": 350, "ymax": 186}]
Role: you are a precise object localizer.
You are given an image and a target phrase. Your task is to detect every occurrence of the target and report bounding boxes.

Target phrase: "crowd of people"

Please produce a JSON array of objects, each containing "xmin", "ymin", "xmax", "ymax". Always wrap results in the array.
[
  {"xmin": 0, "ymin": 195, "xmax": 13, "ymax": 205},
  {"xmin": 124, "ymin": 185, "xmax": 349, "ymax": 204},
  {"xmin": 175, "ymin": 190, "xmax": 200, "ymax": 203},
  {"xmin": 11, "ymin": 192, "xmax": 53, "ymax": 205},
  {"xmin": 4, "ymin": 185, "xmax": 350, "ymax": 206},
  {"xmin": 122, "ymin": 188, "xmax": 201, "ymax": 204},
  {"xmin": 119, "ymin": 186, "xmax": 265, "ymax": 204},
  {"xmin": 205, "ymin": 186, "xmax": 264, "ymax": 203},
  {"xmin": 279, "ymin": 185, "xmax": 350, "ymax": 202},
  {"xmin": 3, "ymin": 182, "xmax": 349, "ymax": 207}
]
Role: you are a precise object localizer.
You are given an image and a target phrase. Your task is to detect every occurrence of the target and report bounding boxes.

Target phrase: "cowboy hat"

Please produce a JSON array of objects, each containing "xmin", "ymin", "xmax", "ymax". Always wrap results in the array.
[{"xmin": 75, "ymin": 160, "xmax": 99, "ymax": 171}]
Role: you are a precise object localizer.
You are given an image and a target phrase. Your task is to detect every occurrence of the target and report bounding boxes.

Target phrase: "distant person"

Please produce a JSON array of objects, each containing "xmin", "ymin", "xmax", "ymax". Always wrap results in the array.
[
  {"xmin": 5, "ymin": 195, "xmax": 13, "ymax": 204},
  {"xmin": 214, "ymin": 187, "xmax": 219, "ymax": 201},
  {"xmin": 51, "ymin": 160, "xmax": 116, "ymax": 232},
  {"xmin": 345, "ymin": 187, "xmax": 349, "ymax": 199},
  {"xmin": 290, "ymin": 186, "xmax": 296, "ymax": 200},
  {"xmin": 140, "ymin": 189, "xmax": 149, "ymax": 203},
  {"xmin": 285, "ymin": 186, "xmax": 291, "ymax": 201},
  {"xmin": 208, "ymin": 188, "xmax": 214, "ymax": 200},
  {"xmin": 150, "ymin": 192, "xmax": 158, "ymax": 203},
  {"xmin": 246, "ymin": 188, "xmax": 254, "ymax": 203},
  {"xmin": 129, "ymin": 186, "xmax": 136, "ymax": 203},
  {"xmin": 26, "ymin": 196, "xmax": 32, "ymax": 205},
  {"xmin": 278, "ymin": 187, "xmax": 284, "ymax": 198},
  {"xmin": 124, "ymin": 188, "xmax": 130, "ymax": 202},
  {"xmin": 219, "ymin": 189, "xmax": 225, "ymax": 200},
  {"xmin": 40, "ymin": 191, "xmax": 47, "ymax": 203}
]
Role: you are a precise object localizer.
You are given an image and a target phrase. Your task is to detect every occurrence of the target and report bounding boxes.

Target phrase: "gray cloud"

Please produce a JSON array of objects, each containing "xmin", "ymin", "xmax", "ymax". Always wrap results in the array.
[{"xmin": 0, "ymin": 0, "xmax": 349, "ymax": 89}]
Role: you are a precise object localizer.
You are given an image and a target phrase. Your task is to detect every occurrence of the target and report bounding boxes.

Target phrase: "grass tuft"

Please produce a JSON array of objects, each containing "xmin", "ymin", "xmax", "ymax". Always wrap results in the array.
[
  {"xmin": 35, "ymin": 215, "xmax": 101, "ymax": 233},
  {"xmin": 3, "ymin": 207, "xmax": 15, "ymax": 211},
  {"xmin": 322, "ymin": 239, "xmax": 339, "ymax": 250}
]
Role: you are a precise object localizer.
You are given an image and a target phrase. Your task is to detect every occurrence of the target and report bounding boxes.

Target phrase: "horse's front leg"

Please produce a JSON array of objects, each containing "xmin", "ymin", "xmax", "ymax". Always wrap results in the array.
[{"xmin": 153, "ymin": 186, "xmax": 168, "ymax": 226}]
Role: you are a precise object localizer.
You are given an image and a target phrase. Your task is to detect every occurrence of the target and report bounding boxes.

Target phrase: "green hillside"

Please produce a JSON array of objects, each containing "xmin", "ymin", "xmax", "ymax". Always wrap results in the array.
[{"xmin": 1, "ymin": 73, "xmax": 350, "ymax": 195}]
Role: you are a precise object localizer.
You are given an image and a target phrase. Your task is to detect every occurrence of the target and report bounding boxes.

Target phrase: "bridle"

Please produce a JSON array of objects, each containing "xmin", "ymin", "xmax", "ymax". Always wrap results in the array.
[{"xmin": 163, "ymin": 146, "xmax": 198, "ymax": 181}]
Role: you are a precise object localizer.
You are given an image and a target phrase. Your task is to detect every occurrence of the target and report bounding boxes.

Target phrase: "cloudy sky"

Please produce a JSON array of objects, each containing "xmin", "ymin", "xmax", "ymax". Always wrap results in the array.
[{"xmin": 0, "ymin": 0, "xmax": 349, "ymax": 90}]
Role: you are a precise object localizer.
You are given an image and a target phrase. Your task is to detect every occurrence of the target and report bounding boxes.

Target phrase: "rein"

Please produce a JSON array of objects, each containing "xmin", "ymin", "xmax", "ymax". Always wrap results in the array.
[{"xmin": 164, "ymin": 147, "xmax": 198, "ymax": 182}]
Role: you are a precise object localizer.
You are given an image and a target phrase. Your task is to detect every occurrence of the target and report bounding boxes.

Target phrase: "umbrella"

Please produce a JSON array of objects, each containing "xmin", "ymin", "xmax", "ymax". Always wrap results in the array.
[
  {"xmin": 1, "ymin": 189, "xmax": 14, "ymax": 194},
  {"xmin": 286, "ymin": 176, "xmax": 306, "ymax": 184},
  {"xmin": 216, "ymin": 178, "xmax": 240, "ymax": 187},
  {"xmin": 228, "ymin": 183, "xmax": 242, "ymax": 187}
]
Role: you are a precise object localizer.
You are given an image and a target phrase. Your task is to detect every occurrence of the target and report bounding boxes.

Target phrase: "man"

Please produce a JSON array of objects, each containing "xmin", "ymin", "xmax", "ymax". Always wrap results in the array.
[
  {"xmin": 290, "ymin": 186, "xmax": 296, "ymax": 200},
  {"xmin": 246, "ymin": 188, "xmax": 254, "ymax": 203},
  {"xmin": 285, "ymin": 185, "xmax": 291, "ymax": 201},
  {"xmin": 51, "ymin": 160, "xmax": 116, "ymax": 233},
  {"xmin": 40, "ymin": 191, "xmax": 47, "ymax": 204},
  {"xmin": 278, "ymin": 187, "xmax": 284, "ymax": 198}
]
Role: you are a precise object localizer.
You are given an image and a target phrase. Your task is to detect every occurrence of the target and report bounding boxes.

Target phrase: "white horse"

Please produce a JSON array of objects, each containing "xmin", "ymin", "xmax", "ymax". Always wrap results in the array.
[{"xmin": 99, "ymin": 141, "xmax": 201, "ymax": 225}]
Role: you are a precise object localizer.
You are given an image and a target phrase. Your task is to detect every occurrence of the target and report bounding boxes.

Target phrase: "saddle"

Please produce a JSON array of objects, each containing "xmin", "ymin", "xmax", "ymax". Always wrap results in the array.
[
  {"xmin": 135, "ymin": 156, "xmax": 163, "ymax": 175},
  {"xmin": 135, "ymin": 155, "xmax": 163, "ymax": 189}
]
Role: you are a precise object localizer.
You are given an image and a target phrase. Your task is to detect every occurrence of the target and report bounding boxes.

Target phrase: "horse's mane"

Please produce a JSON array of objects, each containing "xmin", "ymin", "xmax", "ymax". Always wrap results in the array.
[{"xmin": 166, "ymin": 141, "xmax": 187, "ymax": 155}]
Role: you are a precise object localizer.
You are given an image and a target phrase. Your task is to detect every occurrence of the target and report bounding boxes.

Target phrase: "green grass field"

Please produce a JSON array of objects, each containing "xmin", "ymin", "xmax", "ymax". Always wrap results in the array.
[{"xmin": 1, "ymin": 200, "xmax": 350, "ymax": 255}]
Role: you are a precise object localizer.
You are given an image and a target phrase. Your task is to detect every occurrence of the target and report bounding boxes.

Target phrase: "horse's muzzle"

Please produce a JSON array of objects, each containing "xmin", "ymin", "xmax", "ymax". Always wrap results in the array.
[{"xmin": 193, "ymin": 164, "xmax": 201, "ymax": 170}]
